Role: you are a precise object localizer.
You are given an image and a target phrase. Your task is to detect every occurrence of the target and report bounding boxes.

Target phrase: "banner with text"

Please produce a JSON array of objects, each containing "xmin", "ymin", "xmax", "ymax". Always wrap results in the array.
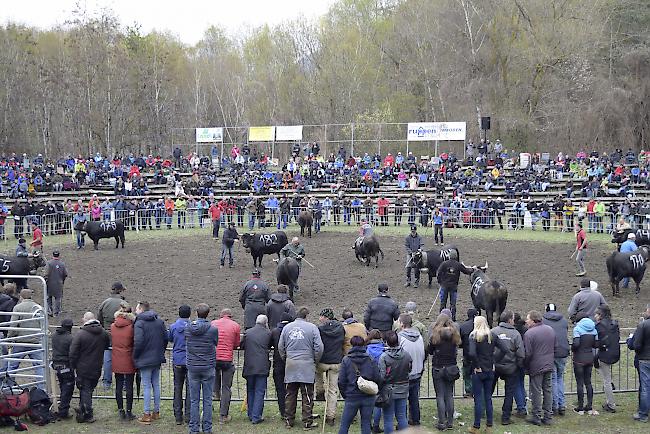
[
  {"xmin": 275, "ymin": 125, "xmax": 303, "ymax": 141},
  {"xmin": 407, "ymin": 122, "xmax": 466, "ymax": 141},
  {"xmin": 195, "ymin": 127, "xmax": 223, "ymax": 143},
  {"xmin": 248, "ymin": 126, "xmax": 276, "ymax": 142}
]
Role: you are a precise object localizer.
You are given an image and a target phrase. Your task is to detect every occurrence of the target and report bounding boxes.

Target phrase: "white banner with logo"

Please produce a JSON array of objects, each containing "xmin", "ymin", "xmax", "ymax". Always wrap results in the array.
[
  {"xmin": 407, "ymin": 122, "xmax": 466, "ymax": 141},
  {"xmin": 275, "ymin": 125, "xmax": 303, "ymax": 141},
  {"xmin": 195, "ymin": 127, "xmax": 223, "ymax": 143}
]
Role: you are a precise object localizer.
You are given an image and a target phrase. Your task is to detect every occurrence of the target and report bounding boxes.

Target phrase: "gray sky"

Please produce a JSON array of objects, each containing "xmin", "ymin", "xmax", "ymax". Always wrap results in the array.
[{"xmin": 1, "ymin": 0, "xmax": 335, "ymax": 44}]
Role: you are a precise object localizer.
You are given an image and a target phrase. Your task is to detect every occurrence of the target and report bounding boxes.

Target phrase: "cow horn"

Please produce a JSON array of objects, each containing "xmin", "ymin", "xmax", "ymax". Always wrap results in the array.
[{"xmin": 484, "ymin": 261, "xmax": 488, "ymax": 270}]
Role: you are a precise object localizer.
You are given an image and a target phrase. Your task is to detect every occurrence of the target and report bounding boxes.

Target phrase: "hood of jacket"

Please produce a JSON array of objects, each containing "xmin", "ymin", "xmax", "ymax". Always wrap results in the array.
[
  {"xmin": 113, "ymin": 313, "xmax": 135, "ymax": 328},
  {"xmin": 320, "ymin": 320, "xmax": 344, "ymax": 338},
  {"xmin": 399, "ymin": 328, "xmax": 421, "ymax": 343},
  {"xmin": 573, "ymin": 317, "xmax": 597, "ymax": 337},
  {"xmin": 270, "ymin": 293, "xmax": 289, "ymax": 303},
  {"xmin": 384, "ymin": 346, "xmax": 405, "ymax": 360},
  {"xmin": 188, "ymin": 319, "xmax": 212, "ymax": 336},
  {"xmin": 543, "ymin": 311, "xmax": 565, "ymax": 322},
  {"xmin": 55, "ymin": 327, "xmax": 72, "ymax": 336},
  {"xmin": 82, "ymin": 320, "xmax": 104, "ymax": 334},
  {"xmin": 343, "ymin": 318, "xmax": 358, "ymax": 325},
  {"xmin": 347, "ymin": 345, "xmax": 370, "ymax": 362},
  {"xmin": 137, "ymin": 310, "xmax": 158, "ymax": 322}
]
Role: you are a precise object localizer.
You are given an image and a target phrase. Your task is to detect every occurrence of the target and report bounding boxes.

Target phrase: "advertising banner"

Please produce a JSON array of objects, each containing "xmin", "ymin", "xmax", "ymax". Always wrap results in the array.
[
  {"xmin": 195, "ymin": 127, "xmax": 223, "ymax": 143},
  {"xmin": 248, "ymin": 126, "xmax": 275, "ymax": 141},
  {"xmin": 275, "ymin": 125, "xmax": 303, "ymax": 141},
  {"xmin": 406, "ymin": 122, "xmax": 466, "ymax": 141}
]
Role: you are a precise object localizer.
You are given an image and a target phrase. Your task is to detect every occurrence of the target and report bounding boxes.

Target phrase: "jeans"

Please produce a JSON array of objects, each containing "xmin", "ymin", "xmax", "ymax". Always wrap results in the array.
[
  {"xmin": 214, "ymin": 361, "xmax": 235, "ymax": 416},
  {"xmin": 576, "ymin": 249, "xmax": 586, "ymax": 273},
  {"xmin": 8, "ymin": 346, "xmax": 45, "ymax": 387},
  {"xmin": 551, "ymin": 357, "xmax": 567, "ymax": 410},
  {"xmin": 383, "ymin": 396, "xmax": 408, "ymax": 433},
  {"xmin": 140, "ymin": 366, "xmax": 161, "ymax": 414},
  {"xmin": 514, "ymin": 367, "xmax": 527, "ymax": 411},
  {"xmin": 496, "ymin": 372, "xmax": 517, "ymax": 421},
  {"xmin": 639, "ymin": 360, "xmax": 650, "ymax": 418},
  {"xmin": 471, "ymin": 371, "xmax": 494, "ymax": 428},
  {"xmin": 315, "ymin": 362, "xmax": 340, "ymax": 419},
  {"xmin": 248, "ymin": 214, "xmax": 255, "ymax": 230},
  {"xmin": 102, "ymin": 350, "xmax": 112, "ymax": 387},
  {"xmin": 75, "ymin": 230, "xmax": 85, "ymax": 248},
  {"xmin": 574, "ymin": 363, "xmax": 594, "ymax": 410},
  {"xmin": 47, "ymin": 295, "xmax": 62, "ymax": 316},
  {"xmin": 246, "ymin": 374, "xmax": 267, "ymax": 423},
  {"xmin": 173, "ymin": 365, "xmax": 190, "ymax": 422},
  {"xmin": 278, "ymin": 213, "xmax": 288, "ymax": 229},
  {"xmin": 407, "ymin": 377, "xmax": 421, "ymax": 424},
  {"xmin": 462, "ymin": 360, "xmax": 473, "ymax": 395},
  {"xmin": 439, "ymin": 287, "xmax": 457, "ymax": 320},
  {"xmin": 220, "ymin": 245, "xmax": 234, "ymax": 266},
  {"xmin": 433, "ymin": 374, "xmax": 454, "ymax": 428},
  {"xmin": 529, "ymin": 371, "xmax": 553, "ymax": 421},
  {"xmin": 338, "ymin": 395, "xmax": 375, "ymax": 434},
  {"xmin": 212, "ymin": 220, "xmax": 220, "ymax": 238},
  {"xmin": 188, "ymin": 369, "xmax": 215, "ymax": 434},
  {"xmin": 115, "ymin": 373, "xmax": 134, "ymax": 412},
  {"xmin": 597, "ymin": 362, "xmax": 616, "ymax": 408}
]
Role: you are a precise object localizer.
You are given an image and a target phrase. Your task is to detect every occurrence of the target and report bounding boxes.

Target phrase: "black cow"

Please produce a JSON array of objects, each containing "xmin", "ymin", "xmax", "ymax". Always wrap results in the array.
[
  {"xmin": 606, "ymin": 246, "xmax": 650, "ymax": 296},
  {"xmin": 298, "ymin": 210, "xmax": 313, "ymax": 237},
  {"xmin": 241, "ymin": 231, "xmax": 289, "ymax": 268},
  {"xmin": 0, "ymin": 253, "xmax": 47, "ymax": 289},
  {"xmin": 74, "ymin": 220, "xmax": 125, "ymax": 250},
  {"xmin": 468, "ymin": 263, "xmax": 508, "ymax": 327},
  {"xmin": 354, "ymin": 235, "xmax": 384, "ymax": 268},
  {"xmin": 276, "ymin": 257, "xmax": 300, "ymax": 300},
  {"xmin": 611, "ymin": 228, "xmax": 650, "ymax": 248},
  {"xmin": 409, "ymin": 246, "xmax": 460, "ymax": 287}
]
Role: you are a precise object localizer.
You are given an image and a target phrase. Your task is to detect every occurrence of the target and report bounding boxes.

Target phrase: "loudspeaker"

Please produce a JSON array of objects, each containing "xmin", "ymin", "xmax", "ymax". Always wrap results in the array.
[{"xmin": 481, "ymin": 116, "xmax": 491, "ymax": 130}]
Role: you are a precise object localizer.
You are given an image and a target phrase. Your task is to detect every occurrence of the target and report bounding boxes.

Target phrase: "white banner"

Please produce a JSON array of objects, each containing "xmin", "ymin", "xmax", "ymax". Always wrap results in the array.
[
  {"xmin": 407, "ymin": 122, "xmax": 466, "ymax": 141},
  {"xmin": 195, "ymin": 127, "xmax": 223, "ymax": 143},
  {"xmin": 275, "ymin": 125, "xmax": 303, "ymax": 141}
]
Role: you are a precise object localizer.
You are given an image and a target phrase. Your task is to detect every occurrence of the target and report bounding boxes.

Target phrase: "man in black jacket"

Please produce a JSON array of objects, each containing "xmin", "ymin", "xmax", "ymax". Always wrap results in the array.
[
  {"xmin": 492, "ymin": 310, "xmax": 525, "ymax": 425},
  {"xmin": 436, "ymin": 259, "xmax": 475, "ymax": 321},
  {"xmin": 51, "ymin": 318, "xmax": 74, "ymax": 419},
  {"xmin": 220, "ymin": 222, "xmax": 239, "ymax": 268},
  {"xmin": 460, "ymin": 308, "xmax": 478, "ymax": 398},
  {"xmin": 271, "ymin": 313, "xmax": 293, "ymax": 418},
  {"xmin": 315, "ymin": 308, "xmax": 345, "ymax": 426},
  {"xmin": 404, "ymin": 226, "xmax": 424, "ymax": 287},
  {"xmin": 69, "ymin": 312, "xmax": 110, "ymax": 423},
  {"xmin": 242, "ymin": 314, "xmax": 272, "ymax": 424},
  {"xmin": 542, "ymin": 303, "xmax": 569, "ymax": 416},
  {"xmin": 594, "ymin": 305, "xmax": 619, "ymax": 413},
  {"xmin": 363, "ymin": 283, "xmax": 400, "ymax": 333},
  {"xmin": 240, "ymin": 269, "xmax": 271, "ymax": 329},
  {"xmin": 632, "ymin": 303, "xmax": 650, "ymax": 423},
  {"xmin": 266, "ymin": 285, "xmax": 296, "ymax": 329}
]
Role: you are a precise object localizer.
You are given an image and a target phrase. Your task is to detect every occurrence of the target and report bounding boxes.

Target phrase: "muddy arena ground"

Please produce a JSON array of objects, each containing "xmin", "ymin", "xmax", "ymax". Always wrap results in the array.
[{"xmin": 19, "ymin": 229, "xmax": 648, "ymax": 330}]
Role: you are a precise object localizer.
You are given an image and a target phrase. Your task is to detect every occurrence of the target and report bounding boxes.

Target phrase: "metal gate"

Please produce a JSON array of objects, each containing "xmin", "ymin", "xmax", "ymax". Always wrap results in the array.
[{"xmin": 0, "ymin": 275, "xmax": 50, "ymax": 393}]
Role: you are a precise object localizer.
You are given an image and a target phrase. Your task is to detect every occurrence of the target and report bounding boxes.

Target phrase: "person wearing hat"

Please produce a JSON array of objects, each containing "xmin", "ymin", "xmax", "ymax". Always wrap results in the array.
[
  {"xmin": 52, "ymin": 318, "xmax": 75, "ymax": 419},
  {"xmin": 44, "ymin": 250, "xmax": 68, "ymax": 317},
  {"xmin": 240, "ymin": 269, "xmax": 271, "ymax": 329},
  {"xmin": 364, "ymin": 284, "xmax": 400, "ymax": 333},
  {"xmin": 221, "ymin": 222, "xmax": 239, "ymax": 268},
  {"xmin": 620, "ymin": 232, "xmax": 638, "ymax": 288},
  {"xmin": 315, "ymin": 308, "xmax": 345, "ymax": 426},
  {"xmin": 543, "ymin": 303, "xmax": 570, "ymax": 416},
  {"xmin": 97, "ymin": 281, "xmax": 127, "ymax": 390},
  {"xmin": 15, "ymin": 237, "xmax": 28, "ymax": 257},
  {"xmin": 404, "ymin": 225, "xmax": 424, "ymax": 287}
]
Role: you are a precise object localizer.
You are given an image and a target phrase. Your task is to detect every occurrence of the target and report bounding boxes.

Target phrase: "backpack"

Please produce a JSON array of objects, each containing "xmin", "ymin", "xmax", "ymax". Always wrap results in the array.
[
  {"xmin": 598, "ymin": 319, "xmax": 621, "ymax": 365},
  {"xmin": 27, "ymin": 387, "xmax": 56, "ymax": 426}
]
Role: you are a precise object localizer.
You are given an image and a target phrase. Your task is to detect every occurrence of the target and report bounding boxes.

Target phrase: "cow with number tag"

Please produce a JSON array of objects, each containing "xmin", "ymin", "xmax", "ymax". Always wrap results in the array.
[
  {"xmin": 74, "ymin": 220, "xmax": 126, "ymax": 250},
  {"xmin": 606, "ymin": 245, "xmax": 650, "ymax": 296},
  {"xmin": 611, "ymin": 228, "xmax": 650, "ymax": 249},
  {"xmin": 408, "ymin": 245, "xmax": 460, "ymax": 287},
  {"xmin": 240, "ymin": 231, "xmax": 289, "ymax": 268},
  {"xmin": 468, "ymin": 262, "xmax": 508, "ymax": 328},
  {"xmin": 0, "ymin": 253, "xmax": 47, "ymax": 289}
]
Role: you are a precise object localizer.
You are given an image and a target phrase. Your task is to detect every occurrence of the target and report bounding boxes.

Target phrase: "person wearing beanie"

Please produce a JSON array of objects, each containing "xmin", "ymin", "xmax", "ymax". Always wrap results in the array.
[
  {"xmin": 316, "ymin": 308, "xmax": 345, "ymax": 426},
  {"xmin": 44, "ymin": 249, "xmax": 67, "ymax": 317},
  {"xmin": 459, "ymin": 308, "xmax": 478, "ymax": 398},
  {"xmin": 15, "ymin": 237, "xmax": 28, "ymax": 257},
  {"xmin": 568, "ymin": 279, "xmax": 606, "ymax": 323},
  {"xmin": 542, "ymin": 303, "xmax": 570, "ymax": 416},
  {"xmin": 168, "ymin": 305, "xmax": 192, "ymax": 424},
  {"xmin": 211, "ymin": 308, "xmax": 241, "ymax": 424},
  {"xmin": 364, "ymin": 284, "xmax": 400, "ymax": 332},
  {"xmin": 51, "ymin": 318, "xmax": 74, "ymax": 419}
]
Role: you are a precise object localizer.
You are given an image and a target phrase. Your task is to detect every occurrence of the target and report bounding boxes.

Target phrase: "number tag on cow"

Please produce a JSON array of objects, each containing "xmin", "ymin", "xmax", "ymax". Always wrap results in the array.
[
  {"xmin": 259, "ymin": 234, "xmax": 277, "ymax": 247},
  {"xmin": 100, "ymin": 221, "xmax": 117, "ymax": 231},
  {"xmin": 472, "ymin": 276, "xmax": 484, "ymax": 296},
  {"xmin": 1, "ymin": 259, "xmax": 11, "ymax": 273},
  {"xmin": 630, "ymin": 254, "xmax": 645, "ymax": 269},
  {"xmin": 439, "ymin": 250, "xmax": 452, "ymax": 261},
  {"xmin": 639, "ymin": 229, "xmax": 650, "ymax": 240}
]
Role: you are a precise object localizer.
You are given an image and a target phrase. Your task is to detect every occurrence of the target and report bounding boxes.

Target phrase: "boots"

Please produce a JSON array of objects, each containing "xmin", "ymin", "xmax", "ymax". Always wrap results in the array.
[
  {"xmin": 125, "ymin": 410, "xmax": 136, "ymax": 421},
  {"xmin": 138, "ymin": 413, "xmax": 152, "ymax": 425},
  {"xmin": 119, "ymin": 409, "xmax": 126, "ymax": 420},
  {"xmin": 152, "ymin": 411, "xmax": 160, "ymax": 420}
]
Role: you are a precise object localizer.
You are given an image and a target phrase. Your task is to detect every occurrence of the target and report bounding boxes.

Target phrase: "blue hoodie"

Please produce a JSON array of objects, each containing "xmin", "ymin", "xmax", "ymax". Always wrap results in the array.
[
  {"xmin": 366, "ymin": 339, "xmax": 385, "ymax": 362},
  {"xmin": 168, "ymin": 318, "xmax": 190, "ymax": 366},
  {"xmin": 573, "ymin": 317, "xmax": 598, "ymax": 338}
]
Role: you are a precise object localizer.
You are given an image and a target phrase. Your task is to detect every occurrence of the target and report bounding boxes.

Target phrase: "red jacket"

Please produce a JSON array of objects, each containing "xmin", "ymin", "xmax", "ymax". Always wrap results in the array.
[
  {"xmin": 110, "ymin": 313, "xmax": 136, "ymax": 374},
  {"xmin": 211, "ymin": 316, "xmax": 241, "ymax": 362},
  {"xmin": 377, "ymin": 198, "xmax": 389, "ymax": 216}
]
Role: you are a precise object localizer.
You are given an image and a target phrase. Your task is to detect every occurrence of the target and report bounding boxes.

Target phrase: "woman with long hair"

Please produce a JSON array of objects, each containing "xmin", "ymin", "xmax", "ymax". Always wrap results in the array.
[
  {"xmin": 572, "ymin": 312, "xmax": 599, "ymax": 415},
  {"xmin": 428, "ymin": 313, "xmax": 461, "ymax": 431},
  {"xmin": 468, "ymin": 316, "xmax": 496, "ymax": 434}
]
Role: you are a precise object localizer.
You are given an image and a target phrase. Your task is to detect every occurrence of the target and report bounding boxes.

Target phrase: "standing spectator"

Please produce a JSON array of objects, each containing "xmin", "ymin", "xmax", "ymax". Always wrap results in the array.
[
  {"xmin": 342, "ymin": 309, "xmax": 367, "ymax": 355},
  {"xmin": 271, "ymin": 313, "xmax": 293, "ymax": 418},
  {"xmin": 133, "ymin": 301, "xmax": 168, "ymax": 424},
  {"xmin": 436, "ymin": 258, "xmax": 475, "ymax": 321},
  {"xmin": 266, "ymin": 285, "xmax": 296, "ymax": 330},
  {"xmin": 568, "ymin": 278, "xmax": 606, "ymax": 322},
  {"xmin": 220, "ymin": 222, "xmax": 239, "ymax": 268},
  {"xmin": 30, "ymin": 221, "xmax": 43, "ymax": 252},
  {"xmin": 279, "ymin": 306, "xmax": 324, "ymax": 430},
  {"xmin": 211, "ymin": 308, "xmax": 241, "ymax": 424},
  {"xmin": 209, "ymin": 199, "xmax": 222, "ymax": 239},
  {"xmin": 97, "ymin": 281, "xmax": 127, "ymax": 390},
  {"xmin": 111, "ymin": 303, "xmax": 137, "ymax": 421},
  {"xmin": 394, "ymin": 301, "xmax": 427, "ymax": 344},
  {"xmin": 594, "ymin": 305, "xmax": 620, "ymax": 413},
  {"xmin": 69, "ymin": 312, "xmax": 110, "ymax": 423},
  {"xmin": 0, "ymin": 284, "xmax": 17, "ymax": 374},
  {"xmin": 72, "ymin": 209, "xmax": 87, "ymax": 249},
  {"xmin": 572, "ymin": 313, "xmax": 599, "ymax": 415},
  {"xmin": 574, "ymin": 222, "xmax": 587, "ymax": 276},
  {"xmin": 428, "ymin": 313, "xmax": 460, "ymax": 431},
  {"xmin": 239, "ymin": 269, "xmax": 271, "ymax": 329},
  {"xmin": 523, "ymin": 310, "xmax": 556, "ymax": 426},
  {"xmin": 337, "ymin": 335, "xmax": 382, "ymax": 434},
  {"xmin": 168, "ymin": 305, "xmax": 191, "ymax": 425},
  {"xmin": 459, "ymin": 308, "xmax": 478, "ymax": 398},
  {"xmin": 44, "ymin": 249, "xmax": 67, "ymax": 317},
  {"xmin": 433, "ymin": 208, "xmax": 444, "ymax": 245},
  {"xmin": 467, "ymin": 316, "xmax": 496, "ymax": 434},
  {"xmin": 7, "ymin": 289, "xmax": 45, "ymax": 385},
  {"xmin": 363, "ymin": 283, "xmax": 400, "ymax": 332},
  {"xmin": 404, "ymin": 225, "xmax": 424, "ymax": 287},
  {"xmin": 543, "ymin": 303, "xmax": 570, "ymax": 416},
  {"xmin": 378, "ymin": 330, "xmax": 412, "ymax": 433},
  {"xmin": 185, "ymin": 303, "xmax": 219, "ymax": 434},
  {"xmin": 366, "ymin": 329, "xmax": 385, "ymax": 433},
  {"xmin": 51, "ymin": 318, "xmax": 74, "ymax": 420},
  {"xmin": 398, "ymin": 314, "xmax": 425, "ymax": 427},
  {"xmin": 315, "ymin": 308, "xmax": 345, "ymax": 426},
  {"xmin": 242, "ymin": 314, "xmax": 272, "ymax": 424},
  {"xmin": 632, "ymin": 303, "xmax": 650, "ymax": 422},
  {"xmin": 491, "ymin": 310, "xmax": 525, "ymax": 425}
]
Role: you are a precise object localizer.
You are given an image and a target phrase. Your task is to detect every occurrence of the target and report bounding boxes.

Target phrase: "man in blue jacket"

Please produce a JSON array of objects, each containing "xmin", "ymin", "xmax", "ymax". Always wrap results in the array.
[
  {"xmin": 620, "ymin": 233, "xmax": 638, "ymax": 288},
  {"xmin": 168, "ymin": 305, "xmax": 191, "ymax": 425},
  {"xmin": 185, "ymin": 303, "xmax": 219, "ymax": 434}
]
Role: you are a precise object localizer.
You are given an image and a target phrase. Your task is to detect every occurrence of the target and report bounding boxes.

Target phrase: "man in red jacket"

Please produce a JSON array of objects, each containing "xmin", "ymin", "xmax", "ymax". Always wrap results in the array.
[
  {"xmin": 210, "ymin": 309, "xmax": 241, "ymax": 424},
  {"xmin": 208, "ymin": 201, "xmax": 222, "ymax": 239},
  {"xmin": 377, "ymin": 197, "xmax": 390, "ymax": 226}
]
